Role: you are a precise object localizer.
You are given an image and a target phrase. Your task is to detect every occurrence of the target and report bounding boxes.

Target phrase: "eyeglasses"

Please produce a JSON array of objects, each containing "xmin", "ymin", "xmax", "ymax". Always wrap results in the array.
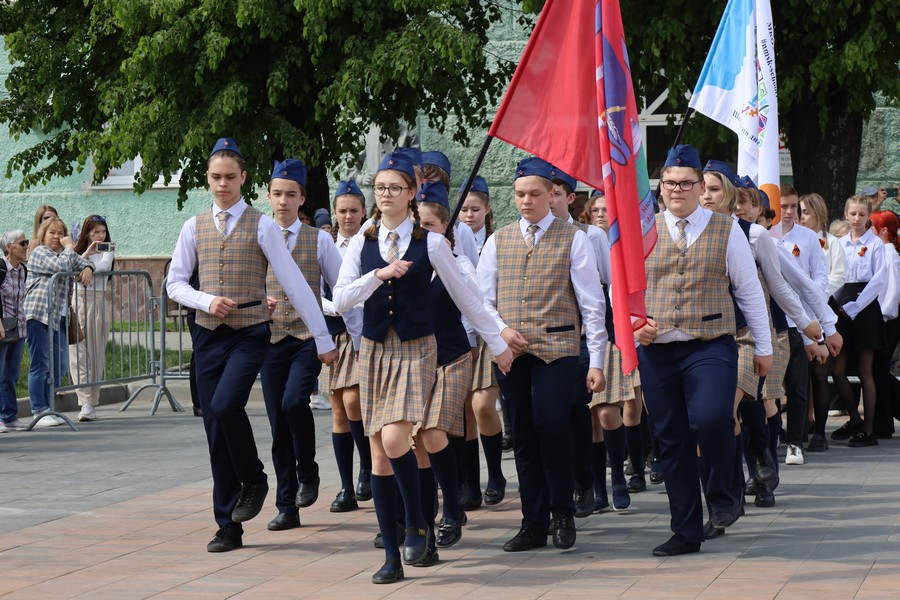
[
  {"xmin": 373, "ymin": 184, "xmax": 408, "ymax": 197},
  {"xmin": 660, "ymin": 180, "xmax": 701, "ymax": 192},
  {"xmin": 16, "ymin": 240, "xmax": 28, "ymax": 248}
]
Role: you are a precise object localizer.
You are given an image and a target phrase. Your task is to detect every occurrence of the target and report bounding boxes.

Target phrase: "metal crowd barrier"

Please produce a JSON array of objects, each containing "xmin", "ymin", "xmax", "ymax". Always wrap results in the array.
[
  {"xmin": 148, "ymin": 275, "xmax": 192, "ymax": 411},
  {"xmin": 27, "ymin": 270, "xmax": 183, "ymax": 431}
]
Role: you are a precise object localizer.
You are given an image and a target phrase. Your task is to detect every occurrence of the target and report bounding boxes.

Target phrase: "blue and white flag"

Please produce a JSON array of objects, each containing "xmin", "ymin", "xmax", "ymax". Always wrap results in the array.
[{"xmin": 688, "ymin": 0, "xmax": 780, "ymax": 209}]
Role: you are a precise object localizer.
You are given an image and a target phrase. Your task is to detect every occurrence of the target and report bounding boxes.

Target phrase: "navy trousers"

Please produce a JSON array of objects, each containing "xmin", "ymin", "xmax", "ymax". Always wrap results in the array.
[
  {"xmin": 783, "ymin": 328, "xmax": 809, "ymax": 447},
  {"xmin": 260, "ymin": 336, "xmax": 322, "ymax": 513},
  {"xmin": 638, "ymin": 336, "xmax": 737, "ymax": 544},
  {"xmin": 192, "ymin": 322, "xmax": 271, "ymax": 527},
  {"xmin": 496, "ymin": 353, "xmax": 578, "ymax": 531},
  {"xmin": 571, "ymin": 337, "xmax": 594, "ymax": 491}
]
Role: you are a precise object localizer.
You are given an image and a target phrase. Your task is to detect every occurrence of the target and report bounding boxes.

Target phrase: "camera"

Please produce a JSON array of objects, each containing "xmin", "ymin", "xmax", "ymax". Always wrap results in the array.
[
  {"xmin": 885, "ymin": 187, "xmax": 899, "ymax": 199},
  {"xmin": 96, "ymin": 242, "xmax": 115, "ymax": 252}
]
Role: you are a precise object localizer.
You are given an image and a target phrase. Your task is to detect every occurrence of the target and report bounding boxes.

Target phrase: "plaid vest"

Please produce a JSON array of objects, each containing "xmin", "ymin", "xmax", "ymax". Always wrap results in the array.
[
  {"xmin": 645, "ymin": 212, "xmax": 735, "ymax": 339},
  {"xmin": 495, "ymin": 218, "xmax": 580, "ymax": 363},
  {"xmin": 195, "ymin": 206, "xmax": 270, "ymax": 330},
  {"xmin": 267, "ymin": 224, "xmax": 321, "ymax": 344}
]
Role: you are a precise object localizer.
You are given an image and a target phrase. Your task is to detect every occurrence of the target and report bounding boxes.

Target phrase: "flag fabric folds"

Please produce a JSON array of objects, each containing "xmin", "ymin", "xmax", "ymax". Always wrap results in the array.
[
  {"xmin": 488, "ymin": 0, "xmax": 656, "ymax": 374},
  {"xmin": 688, "ymin": 0, "xmax": 781, "ymax": 213}
]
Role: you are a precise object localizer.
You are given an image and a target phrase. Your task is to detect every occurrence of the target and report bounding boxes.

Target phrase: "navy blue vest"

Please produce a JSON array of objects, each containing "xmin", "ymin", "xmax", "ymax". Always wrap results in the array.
[
  {"xmin": 322, "ymin": 280, "xmax": 346, "ymax": 337},
  {"xmin": 361, "ymin": 231, "xmax": 435, "ymax": 342},
  {"xmin": 429, "ymin": 276, "xmax": 471, "ymax": 365},
  {"xmin": 602, "ymin": 283, "xmax": 615, "ymax": 345}
]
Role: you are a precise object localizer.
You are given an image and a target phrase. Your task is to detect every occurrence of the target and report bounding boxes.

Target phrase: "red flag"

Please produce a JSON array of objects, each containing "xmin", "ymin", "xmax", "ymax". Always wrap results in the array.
[{"xmin": 489, "ymin": 0, "xmax": 657, "ymax": 374}]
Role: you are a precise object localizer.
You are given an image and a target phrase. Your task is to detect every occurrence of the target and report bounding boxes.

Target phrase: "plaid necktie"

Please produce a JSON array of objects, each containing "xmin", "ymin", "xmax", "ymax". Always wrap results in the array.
[
  {"xmin": 340, "ymin": 237, "xmax": 349, "ymax": 249},
  {"xmin": 675, "ymin": 219, "xmax": 687, "ymax": 252},
  {"xmin": 216, "ymin": 211, "xmax": 229, "ymax": 236},
  {"xmin": 282, "ymin": 228, "xmax": 291, "ymax": 248},
  {"xmin": 525, "ymin": 224, "xmax": 539, "ymax": 250},
  {"xmin": 387, "ymin": 231, "xmax": 399, "ymax": 263}
]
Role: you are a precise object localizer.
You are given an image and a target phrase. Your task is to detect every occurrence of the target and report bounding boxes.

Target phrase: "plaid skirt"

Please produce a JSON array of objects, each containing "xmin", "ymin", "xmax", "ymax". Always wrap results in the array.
[
  {"xmin": 421, "ymin": 352, "xmax": 474, "ymax": 437},
  {"xmin": 321, "ymin": 331, "xmax": 358, "ymax": 392},
  {"xmin": 470, "ymin": 338, "xmax": 497, "ymax": 391},
  {"xmin": 735, "ymin": 327, "xmax": 761, "ymax": 398},
  {"xmin": 359, "ymin": 328, "xmax": 437, "ymax": 435},
  {"xmin": 763, "ymin": 331, "xmax": 790, "ymax": 400},
  {"xmin": 589, "ymin": 342, "xmax": 640, "ymax": 408}
]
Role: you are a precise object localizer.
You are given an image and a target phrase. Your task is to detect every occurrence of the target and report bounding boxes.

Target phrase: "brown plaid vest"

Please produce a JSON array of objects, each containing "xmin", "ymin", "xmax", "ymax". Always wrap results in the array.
[
  {"xmin": 267, "ymin": 224, "xmax": 321, "ymax": 343},
  {"xmin": 645, "ymin": 211, "xmax": 735, "ymax": 339},
  {"xmin": 195, "ymin": 206, "xmax": 270, "ymax": 330},
  {"xmin": 495, "ymin": 218, "xmax": 580, "ymax": 363}
]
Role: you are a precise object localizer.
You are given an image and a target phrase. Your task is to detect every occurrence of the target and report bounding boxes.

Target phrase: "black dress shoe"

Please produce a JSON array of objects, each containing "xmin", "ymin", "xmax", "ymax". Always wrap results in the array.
[
  {"xmin": 574, "ymin": 487, "xmax": 595, "ymax": 518},
  {"xmin": 652, "ymin": 534, "xmax": 701, "ymax": 557},
  {"xmin": 192, "ymin": 406, "xmax": 203, "ymax": 417},
  {"xmin": 627, "ymin": 475, "xmax": 647, "ymax": 493},
  {"xmin": 502, "ymin": 432, "xmax": 514, "ymax": 452},
  {"xmin": 753, "ymin": 454, "xmax": 776, "ymax": 485},
  {"xmin": 831, "ymin": 420, "xmax": 864, "ymax": 440},
  {"xmin": 295, "ymin": 476, "xmax": 320, "ymax": 508},
  {"xmin": 755, "ymin": 481, "xmax": 775, "ymax": 507},
  {"xmin": 207, "ymin": 525, "xmax": 243, "ymax": 552},
  {"xmin": 436, "ymin": 511, "xmax": 466, "ymax": 548},
  {"xmin": 649, "ymin": 459, "xmax": 664, "ymax": 484},
  {"xmin": 710, "ymin": 506, "xmax": 739, "ymax": 530},
  {"xmin": 371, "ymin": 560, "xmax": 404, "ymax": 584},
  {"xmin": 267, "ymin": 511, "xmax": 301, "ymax": 531},
  {"xmin": 356, "ymin": 469, "xmax": 372, "ymax": 501},
  {"xmin": 744, "ymin": 476, "xmax": 758, "ymax": 496},
  {"xmin": 551, "ymin": 513, "xmax": 576, "ymax": 549},
  {"xmin": 806, "ymin": 433, "xmax": 828, "ymax": 452},
  {"xmin": 503, "ymin": 523, "xmax": 548, "ymax": 552},
  {"xmin": 374, "ymin": 522, "xmax": 406, "ymax": 548},
  {"xmin": 484, "ymin": 478, "xmax": 507, "ymax": 506},
  {"xmin": 401, "ymin": 526, "xmax": 429, "ymax": 565},
  {"xmin": 703, "ymin": 520, "xmax": 724, "ymax": 540},
  {"xmin": 232, "ymin": 481, "xmax": 269, "ymax": 522},
  {"xmin": 330, "ymin": 489, "xmax": 359, "ymax": 513},
  {"xmin": 848, "ymin": 432, "xmax": 879, "ymax": 447},
  {"xmin": 412, "ymin": 544, "xmax": 439, "ymax": 567}
]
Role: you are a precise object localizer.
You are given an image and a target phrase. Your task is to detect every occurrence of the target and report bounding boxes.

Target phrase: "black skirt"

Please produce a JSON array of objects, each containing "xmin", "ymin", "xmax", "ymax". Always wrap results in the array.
[{"xmin": 835, "ymin": 282, "xmax": 888, "ymax": 351}]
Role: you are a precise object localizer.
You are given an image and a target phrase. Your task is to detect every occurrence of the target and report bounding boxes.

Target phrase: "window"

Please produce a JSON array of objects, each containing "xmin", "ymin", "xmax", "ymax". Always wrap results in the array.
[{"xmin": 90, "ymin": 156, "xmax": 182, "ymax": 190}]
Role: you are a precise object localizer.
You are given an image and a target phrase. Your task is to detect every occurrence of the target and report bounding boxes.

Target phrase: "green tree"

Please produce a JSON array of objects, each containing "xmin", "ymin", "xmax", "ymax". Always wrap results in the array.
[
  {"xmin": 614, "ymin": 0, "xmax": 900, "ymax": 215},
  {"xmin": 0, "ymin": 0, "xmax": 514, "ymax": 209}
]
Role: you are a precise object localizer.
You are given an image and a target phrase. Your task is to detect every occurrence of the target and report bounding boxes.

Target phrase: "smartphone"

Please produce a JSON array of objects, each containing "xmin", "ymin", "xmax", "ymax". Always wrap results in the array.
[
  {"xmin": 96, "ymin": 242, "xmax": 115, "ymax": 252},
  {"xmin": 885, "ymin": 187, "xmax": 899, "ymax": 198}
]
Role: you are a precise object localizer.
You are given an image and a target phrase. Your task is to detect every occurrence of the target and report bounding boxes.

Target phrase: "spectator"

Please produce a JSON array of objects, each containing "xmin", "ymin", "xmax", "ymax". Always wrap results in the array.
[
  {"xmin": 67, "ymin": 215, "xmax": 115, "ymax": 422},
  {"xmin": 879, "ymin": 187, "xmax": 900, "ymax": 218},
  {"xmin": 0, "ymin": 230, "xmax": 29, "ymax": 432},
  {"xmin": 314, "ymin": 208, "xmax": 332, "ymax": 234},
  {"xmin": 28, "ymin": 205, "xmax": 58, "ymax": 258},
  {"xmin": 24, "ymin": 217, "xmax": 94, "ymax": 428}
]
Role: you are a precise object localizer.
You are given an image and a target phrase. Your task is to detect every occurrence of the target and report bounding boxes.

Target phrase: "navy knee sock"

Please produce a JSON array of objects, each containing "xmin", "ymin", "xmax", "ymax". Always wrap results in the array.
[
  {"xmin": 465, "ymin": 439, "xmax": 481, "ymax": 494},
  {"xmin": 592, "ymin": 441, "xmax": 608, "ymax": 499},
  {"xmin": 371, "ymin": 474, "xmax": 400, "ymax": 562},
  {"xmin": 388, "ymin": 451, "xmax": 426, "ymax": 534},
  {"xmin": 739, "ymin": 399, "xmax": 769, "ymax": 458},
  {"xmin": 625, "ymin": 424, "xmax": 645, "ymax": 477},
  {"xmin": 768, "ymin": 413, "xmax": 781, "ymax": 473},
  {"xmin": 419, "ymin": 467, "xmax": 437, "ymax": 529},
  {"xmin": 348, "ymin": 419, "xmax": 371, "ymax": 471},
  {"xmin": 428, "ymin": 445, "xmax": 460, "ymax": 520},
  {"xmin": 603, "ymin": 426, "xmax": 627, "ymax": 486},
  {"xmin": 332, "ymin": 432, "xmax": 355, "ymax": 491},
  {"xmin": 480, "ymin": 432, "xmax": 505, "ymax": 489},
  {"xmin": 449, "ymin": 435, "xmax": 466, "ymax": 484}
]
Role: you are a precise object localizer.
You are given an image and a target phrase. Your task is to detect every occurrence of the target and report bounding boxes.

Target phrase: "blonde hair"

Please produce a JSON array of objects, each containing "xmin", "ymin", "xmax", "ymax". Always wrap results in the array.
[
  {"xmin": 705, "ymin": 171, "xmax": 737, "ymax": 214},
  {"xmin": 32, "ymin": 204, "xmax": 58, "ymax": 240},
  {"xmin": 843, "ymin": 194, "xmax": 872, "ymax": 216},
  {"xmin": 36, "ymin": 216, "xmax": 68, "ymax": 246},
  {"xmin": 799, "ymin": 193, "xmax": 829, "ymax": 236},
  {"xmin": 829, "ymin": 218, "xmax": 850, "ymax": 237}
]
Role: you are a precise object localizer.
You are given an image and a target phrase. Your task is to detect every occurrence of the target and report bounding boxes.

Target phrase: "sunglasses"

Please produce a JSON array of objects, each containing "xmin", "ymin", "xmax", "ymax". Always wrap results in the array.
[
  {"xmin": 16, "ymin": 240, "xmax": 28, "ymax": 248},
  {"xmin": 90, "ymin": 216, "xmax": 107, "ymax": 223}
]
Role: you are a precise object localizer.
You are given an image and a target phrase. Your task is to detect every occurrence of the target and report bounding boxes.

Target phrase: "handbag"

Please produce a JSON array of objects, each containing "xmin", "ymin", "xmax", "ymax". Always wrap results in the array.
[
  {"xmin": 0, "ymin": 317, "xmax": 18, "ymax": 344},
  {"xmin": 67, "ymin": 306, "xmax": 85, "ymax": 345}
]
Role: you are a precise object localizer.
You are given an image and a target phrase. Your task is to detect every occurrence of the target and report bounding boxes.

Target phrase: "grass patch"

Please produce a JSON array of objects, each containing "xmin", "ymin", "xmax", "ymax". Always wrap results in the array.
[
  {"xmin": 110, "ymin": 321, "xmax": 182, "ymax": 333},
  {"xmin": 15, "ymin": 341, "xmax": 191, "ymax": 399}
]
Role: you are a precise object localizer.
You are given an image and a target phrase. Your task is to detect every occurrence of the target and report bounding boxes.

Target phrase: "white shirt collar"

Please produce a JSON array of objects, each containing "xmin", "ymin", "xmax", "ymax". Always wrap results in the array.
[
  {"xmin": 211, "ymin": 198, "xmax": 247, "ymax": 219},
  {"xmin": 379, "ymin": 217, "xmax": 413, "ymax": 243},
  {"xmin": 663, "ymin": 203, "xmax": 704, "ymax": 227},
  {"xmin": 518, "ymin": 210, "xmax": 556, "ymax": 235}
]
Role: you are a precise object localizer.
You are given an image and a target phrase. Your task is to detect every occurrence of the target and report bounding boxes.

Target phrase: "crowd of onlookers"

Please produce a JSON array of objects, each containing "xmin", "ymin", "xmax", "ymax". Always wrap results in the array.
[{"xmin": 0, "ymin": 206, "xmax": 115, "ymax": 431}]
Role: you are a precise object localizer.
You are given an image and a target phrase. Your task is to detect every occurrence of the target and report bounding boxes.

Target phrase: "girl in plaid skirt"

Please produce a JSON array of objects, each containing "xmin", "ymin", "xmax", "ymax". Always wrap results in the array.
[{"xmin": 332, "ymin": 152, "xmax": 512, "ymax": 585}]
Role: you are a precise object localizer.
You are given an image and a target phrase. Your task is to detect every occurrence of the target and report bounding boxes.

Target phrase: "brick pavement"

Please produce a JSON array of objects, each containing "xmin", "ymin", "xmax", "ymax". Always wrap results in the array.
[{"xmin": 0, "ymin": 387, "xmax": 897, "ymax": 599}]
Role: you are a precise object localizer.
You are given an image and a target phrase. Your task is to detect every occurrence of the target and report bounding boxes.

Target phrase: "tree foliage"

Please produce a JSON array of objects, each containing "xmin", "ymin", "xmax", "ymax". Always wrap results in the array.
[{"xmin": 0, "ymin": 0, "xmax": 515, "ymax": 208}]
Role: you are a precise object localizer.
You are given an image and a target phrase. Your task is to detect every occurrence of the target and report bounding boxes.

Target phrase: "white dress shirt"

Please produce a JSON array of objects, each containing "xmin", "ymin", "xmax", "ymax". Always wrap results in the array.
[
  {"xmin": 167, "ymin": 199, "xmax": 335, "ymax": 354},
  {"xmin": 567, "ymin": 215, "xmax": 612, "ymax": 285},
  {"xmin": 453, "ymin": 221, "xmax": 480, "ymax": 268},
  {"xmin": 333, "ymin": 217, "xmax": 508, "ymax": 357},
  {"xmin": 775, "ymin": 244, "xmax": 838, "ymax": 338},
  {"xmin": 769, "ymin": 221, "xmax": 830, "ymax": 319},
  {"xmin": 654, "ymin": 206, "xmax": 771, "ymax": 355},
  {"xmin": 477, "ymin": 211, "xmax": 608, "ymax": 368},
  {"xmin": 878, "ymin": 243, "xmax": 900, "ymax": 321},
  {"xmin": 839, "ymin": 230, "xmax": 888, "ymax": 319},
  {"xmin": 322, "ymin": 231, "xmax": 363, "ymax": 350},
  {"xmin": 472, "ymin": 225, "xmax": 488, "ymax": 254},
  {"xmin": 817, "ymin": 230, "xmax": 847, "ymax": 298}
]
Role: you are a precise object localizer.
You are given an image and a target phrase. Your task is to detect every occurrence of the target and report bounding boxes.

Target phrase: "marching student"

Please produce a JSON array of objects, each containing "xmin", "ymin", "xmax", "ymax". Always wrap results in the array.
[
  {"xmin": 167, "ymin": 139, "xmax": 335, "ymax": 553},
  {"xmin": 260, "ymin": 159, "xmax": 343, "ymax": 531},
  {"xmin": 870, "ymin": 210, "xmax": 900, "ymax": 439},
  {"xmin": 478, "ymin": 157, "xmax": 607, "ymax": 553},
  {"xmin": 321, "ymin": 180, "xmax": 371, "ymax": 511},
  {"xmin": 635, "ymin": 145, "xmax": 771, "ymax": 557},
  {"xmin": 332, "ymin": 151, "xmax": 512, "ymax": 584},
  {"xmin": 421, "ymin": 151, "xmax": 481, "ymax": 268},
  {"xmin": 831, "ymin": 196, "xmax": 889, "ymax": 448}
]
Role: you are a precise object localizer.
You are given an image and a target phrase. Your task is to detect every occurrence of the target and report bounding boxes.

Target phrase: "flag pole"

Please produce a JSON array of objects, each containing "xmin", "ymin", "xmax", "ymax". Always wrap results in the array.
[
  {"xmin": 446, "ymin": 134, "xmax": 494, "ymax": 233},
  {"xmin": 671, "ymin": 107, "xmax": 694, "ymax": 147}
]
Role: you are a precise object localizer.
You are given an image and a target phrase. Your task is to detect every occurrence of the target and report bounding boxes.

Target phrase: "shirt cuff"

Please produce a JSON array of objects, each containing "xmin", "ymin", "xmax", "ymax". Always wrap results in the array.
[{"xmin": 843, "ymin": 301, "xmax": 860, "ymax": 320}]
